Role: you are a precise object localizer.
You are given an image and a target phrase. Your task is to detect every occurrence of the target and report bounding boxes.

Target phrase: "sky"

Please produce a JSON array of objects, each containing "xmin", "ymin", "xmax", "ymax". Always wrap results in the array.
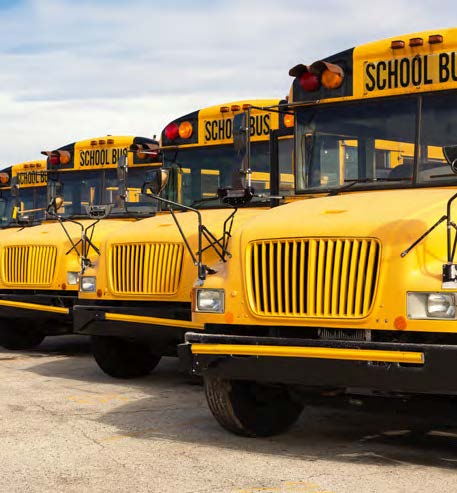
[{"xmin": 0, "ymin": 0, "xmax": 456, "ymax": 167}]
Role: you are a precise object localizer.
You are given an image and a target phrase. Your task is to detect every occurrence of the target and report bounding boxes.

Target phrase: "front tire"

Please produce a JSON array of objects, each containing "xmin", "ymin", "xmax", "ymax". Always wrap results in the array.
[
  {"xmin": 91, "ymin": 336, "xmax": 161, "ymax": 379},
  {"xmin": 0, "ymin": 325, "xmax": 45, "ymax": 350},
  {"xmin": 204, "ymin": 376, "xmax": 304, "ymax": 437}
]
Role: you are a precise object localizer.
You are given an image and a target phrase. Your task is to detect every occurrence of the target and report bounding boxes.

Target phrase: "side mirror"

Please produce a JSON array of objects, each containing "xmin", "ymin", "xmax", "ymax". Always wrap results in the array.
[
  {"xmin": 46, "ymin": 178, "xmax": 64, "ymax": 215},
  {"xmin": 443, "ymin": 145, "xmax": 457, "ymax": 173},
  {"xmin": 142, "ymin": 168, "xmax": 169, "ymax": 196},
  {"xmin": 10, "ymin": 176, "xmax": 19, "ymax": 197},
  {"xmin": 117, "ymin": 154, "xmax": 128, "ymax": 203}
]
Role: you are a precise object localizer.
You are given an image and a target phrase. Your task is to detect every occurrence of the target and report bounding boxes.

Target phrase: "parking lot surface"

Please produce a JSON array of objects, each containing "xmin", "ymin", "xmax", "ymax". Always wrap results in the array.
[{"xmin": 1, "ymin": 336, "xmax": 457, "ymax": 493}]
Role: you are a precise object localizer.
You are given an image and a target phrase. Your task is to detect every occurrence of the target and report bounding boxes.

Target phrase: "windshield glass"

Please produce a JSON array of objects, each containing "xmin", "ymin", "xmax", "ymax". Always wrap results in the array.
[
  {"xmin": 1, "ymin": 186, "xmax": 47, "ymax": 225},
  {"xmin": 55, "ymin": 167, "xmax": 157, "ymax": 218},
  {"xmin": 163, "ymin": 139, "xmax": 294, "ymax": 207},
  {"xmin": 295, "ymin": 92, "xmax": 457, "ymax": 193}
]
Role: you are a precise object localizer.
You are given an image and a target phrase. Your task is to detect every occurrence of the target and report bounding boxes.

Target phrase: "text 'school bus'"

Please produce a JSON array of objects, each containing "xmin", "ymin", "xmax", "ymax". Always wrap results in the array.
[
  {"xmin": 73, "ymin": 99, "xmax": 294, "ymax": 378},
  {"xmin": 0, "ymin": 136, "xmax": 160, "ymax": 350},
  {"xmin": 182, "ymin": 28, "xmax": 457, "ymax": 437}
]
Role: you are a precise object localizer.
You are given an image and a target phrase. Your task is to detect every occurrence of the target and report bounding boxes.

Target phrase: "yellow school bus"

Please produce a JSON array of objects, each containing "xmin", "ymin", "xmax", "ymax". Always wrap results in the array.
[
  {"xmin": 73, "ymin": 99, "xmax": 294, "ymax": 378},
  {"xmin": 0, "ymin": 136, "xmax": 160, "ymax": 350},
  {"xmin": 183, "ymin": 28, "xmax": 457, "ymax": 437}
]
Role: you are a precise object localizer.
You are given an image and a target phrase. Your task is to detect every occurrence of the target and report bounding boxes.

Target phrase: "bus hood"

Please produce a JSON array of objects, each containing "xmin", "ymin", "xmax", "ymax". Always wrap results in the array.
[{"xmin": 238, "ymin": 188, "xmax": 457, "ymax": 260}]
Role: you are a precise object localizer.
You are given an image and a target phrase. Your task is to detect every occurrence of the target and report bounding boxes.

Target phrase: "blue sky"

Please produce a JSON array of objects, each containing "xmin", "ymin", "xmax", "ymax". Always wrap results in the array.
[{"xmin": 0, "ymin": 0, "xmax": 456, "ymax": 165}]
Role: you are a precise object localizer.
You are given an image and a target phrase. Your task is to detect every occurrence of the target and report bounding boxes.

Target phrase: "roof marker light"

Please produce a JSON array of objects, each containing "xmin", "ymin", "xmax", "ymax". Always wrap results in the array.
[
  {"xmin": 409, "ymin": 37, "xmax": 423, "ymax": 47},
  {"xmin": 429, "ymin": 34, "xmax": 443, "ymax": 44},
  {"xmin": 90, "ymin": 140, "xmax": 97, "ymax": 146},
  {"xmin": 98, "ymin": 139, "xmax": 106, "ymax": 145},
  {"xmin": 231, "ymin": 105, "xmax": 241, "ymax": 111},
  {"xmin": 107, "ymin": 138, "xmax": 115, "ymax": 145},
  {"xmin": 391, "ymin": 40, "xmax": 405, "ymax": 49},
  {"xmin": 220, "ymin": 106, "xmax": 230, "ymax": 113},
  {"xmin": 242, "ymin": 104, "xmax": 251, "ymax": 110}
]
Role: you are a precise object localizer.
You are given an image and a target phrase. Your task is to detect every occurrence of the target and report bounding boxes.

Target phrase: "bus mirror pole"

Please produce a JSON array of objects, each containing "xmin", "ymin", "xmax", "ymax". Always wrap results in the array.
[{"xmin": 117, "ymin": 154, "xmax": 128, "ymax": 206}]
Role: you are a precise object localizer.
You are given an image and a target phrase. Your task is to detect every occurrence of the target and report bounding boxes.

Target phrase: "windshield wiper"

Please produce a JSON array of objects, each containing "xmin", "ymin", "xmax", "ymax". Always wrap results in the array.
[
  {"xmin": 328, "ymin": 177, "xmax": 410, "ymax": 196},
  {"xmin": 189, "ymin": 196, "xmax": 221, "ymax": 208}
]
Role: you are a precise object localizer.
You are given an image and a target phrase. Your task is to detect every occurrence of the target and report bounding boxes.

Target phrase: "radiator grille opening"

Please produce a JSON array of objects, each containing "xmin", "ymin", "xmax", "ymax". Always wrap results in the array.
[
  {"xmin": 247, "ymin": 238, "xmax": 380, "ymax": 318},
  {"xmin": 109, "ymin": 242, "xmax": 184, "ymax": 295},
  {"xmin": 3, "ymin": 245, "xmax": 57, "ymax": 285}
]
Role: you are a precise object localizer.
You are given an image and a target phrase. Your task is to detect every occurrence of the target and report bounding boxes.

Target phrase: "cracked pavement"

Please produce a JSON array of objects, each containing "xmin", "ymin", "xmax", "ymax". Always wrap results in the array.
[{"xmin": 1, "ymin": 336, "xmax": 457, "ymax": 492}]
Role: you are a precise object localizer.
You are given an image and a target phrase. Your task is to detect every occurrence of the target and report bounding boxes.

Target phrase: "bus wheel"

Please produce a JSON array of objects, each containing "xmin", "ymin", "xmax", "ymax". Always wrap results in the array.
[
  {"xmin": 91, "ymin": 336, "xmax": 161, "ymax": 379},
  {"xmin": 0, "ymin": 325, "xmax": 45, "ymax": 350},
  {"xmin": 204, "ymin": 376, "xmax": 303, "ymax": 437}
]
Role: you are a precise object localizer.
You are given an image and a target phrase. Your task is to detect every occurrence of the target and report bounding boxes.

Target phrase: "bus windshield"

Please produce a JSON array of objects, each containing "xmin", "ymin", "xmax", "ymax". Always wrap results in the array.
[
  {"xmin": 57, "ymin": 167, "xmax": 157, "ymax": 218},
  {"xmin": 164, "ymin": 139, "xmax": 294, "ymax": 207},
  {"xmin": 295, "ymin": 91, "xmax": 457, "ymax": 193},
  {"xmin": 1, "ymin": 187, "xmax": 48, "ymax": 225}
]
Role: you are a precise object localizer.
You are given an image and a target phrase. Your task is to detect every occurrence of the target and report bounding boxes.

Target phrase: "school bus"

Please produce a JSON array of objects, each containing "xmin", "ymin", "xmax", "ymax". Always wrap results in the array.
[
  {"xmin": 182, "ymin": 28, "xmax": 457, "ymax": 437},
  {"xmin": 0, "ymin": 161, "xmax": 48, "ymax": 226},
  {"xmin": 73, "ymin": 99, "xmax": 294, "ymax": 378},
  {"xmin": 0, "ymin": 136, "xmax": 160, "ymax": 350}
]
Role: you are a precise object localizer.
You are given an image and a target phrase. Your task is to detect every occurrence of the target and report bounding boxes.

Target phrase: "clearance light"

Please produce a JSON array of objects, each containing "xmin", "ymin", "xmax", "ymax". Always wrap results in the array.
[
  {"xmin": 429, "ymin": 34, "xmax": 443, "ymax": 44},
  {"xmin": 299, "ymin": 71, "xmax": 320, "ymax": 92},
  {"xmin": 23, "ymin": 164, "xmax": 29, "ymax": 169},
  {"xmin": 178, "ymin": 121, "xmax": 193, "ymax": 139},
  {"xmin": 242, "ymin": 104, "xmax": 251, "ymax": 110},
  {"xmin": 36, "ymin": 162, "xmax": 42, "ymax": 169},
  {"xmin": 0, "ymin": 173, "xmax": 9, "ymax": 184},
  {"xmin": 107, "ymin": 138, "xmax": 115, "ymax": 145},
  {"xmin": 391, "ymin": 40, "xmax": 405, "ymax": 49},
  {"xmin": 231, "ymin": 105, "xmax": 241, "ymax": 111},
  {"xmin": 90, "ymin": 140, "xmax": 97, "ymax": 146},
  {"xmin": 283, "ymin": 113, "xmax": 294, "ymax": 128},
  {"xmin": 409, "ymin": 37, "xmax": 424, "ymax": 47},
  {"xmin": 164, "ymin": 123, "xmax": 179, "ymax": 141},
  {"xmin": 98, "ymin": 139, "xmax": 106, "ymax": 145},
  {"xmin": 220, "ymin": 106, "xmax": 230, "ymax": 113}
]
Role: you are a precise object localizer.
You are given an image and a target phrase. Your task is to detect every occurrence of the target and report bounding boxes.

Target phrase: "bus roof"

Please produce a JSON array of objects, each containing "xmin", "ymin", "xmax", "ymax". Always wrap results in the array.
[
  {"xmin": 41, "ymin": 135, "xmax": 160, "ymax": 172},
  {"xmin": 161, "ymin": 98, "xmax": 288, "ymax": 148},
  {"xmin": 289, "ymin": 27, "xmax": 457, "ymax": 104}
]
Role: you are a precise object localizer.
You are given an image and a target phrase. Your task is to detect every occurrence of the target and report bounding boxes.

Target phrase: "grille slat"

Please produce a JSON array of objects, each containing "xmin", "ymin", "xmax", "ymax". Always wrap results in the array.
[
  {"xmin": 109, "ymin": 242, "xmax": 184, "ymax": 295},
  {"xmin": 247, "ymin": 238, "xmax": 380, "ymax": 319},
  {"xmin": 3, "ymin": 245, "xmax": 57, "ymax": 285}
]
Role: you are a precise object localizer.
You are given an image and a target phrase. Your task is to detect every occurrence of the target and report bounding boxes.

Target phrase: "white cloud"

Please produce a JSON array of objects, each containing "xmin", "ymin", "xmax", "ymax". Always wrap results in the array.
[{"xmin": 0, "ymin": 0, "xmax": 456, "ymax": 165}]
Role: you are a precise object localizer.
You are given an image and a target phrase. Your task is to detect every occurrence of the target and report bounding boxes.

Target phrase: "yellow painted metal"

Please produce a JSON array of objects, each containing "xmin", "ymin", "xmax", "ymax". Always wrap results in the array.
[
  {"xmin": 2, "ymin": 245, "xmax": 57, "ymax": 286},
  {"xmin": 0, "ymin": 299, "xmax": 69, "ymax": 314},
  {"xmin": 109, "ymin": 242, "xmax": 184, "ymax": 295},
  {"xmin": 104, "ymin": 312, "xmax": 204, "ymax": 330},
  {"xmin": 191, "ymin": 343, "xmax": 424, "ymax": 364},
  {"xmin": 246, "ymin": 238, "xmax": 381, "ymax": 318}
]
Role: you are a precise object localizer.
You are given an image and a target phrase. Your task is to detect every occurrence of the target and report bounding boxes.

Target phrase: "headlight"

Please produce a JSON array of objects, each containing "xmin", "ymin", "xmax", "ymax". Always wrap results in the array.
[
  {"xmin": 195, "ymin": 289, "xmax": 225, "ymax": 313},
  {"xmin": 407, "ymin": 292, "xmax": 456, "ymax": 319},
  {"xmin": 80, "ymin": 276, "xmax": 96, "ymax": 292},
  {"xmin": 67, "ymin": 271, "xmax": 79, "ymax": 285}
]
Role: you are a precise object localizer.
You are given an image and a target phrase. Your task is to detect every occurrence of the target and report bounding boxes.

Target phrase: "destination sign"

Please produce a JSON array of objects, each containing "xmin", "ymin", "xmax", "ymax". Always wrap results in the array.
[
  {"xmin": 78, "ymin": 147, "xmax": 128, "ymax": 168},
  {"xmin": 16, "ymin": 171, "xmax": 48, "ymax": 188},
  {"xmin": 364, "ymin": 51, "xmax": 457, "ymax": 93},
  {"xmin": 204, "ymin": 113, "xmax": 271, "ymax": 143}
]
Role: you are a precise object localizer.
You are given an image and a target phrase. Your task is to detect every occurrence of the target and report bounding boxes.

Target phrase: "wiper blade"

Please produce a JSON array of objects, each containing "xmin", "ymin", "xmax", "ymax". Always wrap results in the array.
[
  {"xmin": 189, "ymin": 196, "xmax": 220, "ymax": 208},
  {"xmin": 328, "ymin": 177, "xmax": 410, "ymax": 196}
]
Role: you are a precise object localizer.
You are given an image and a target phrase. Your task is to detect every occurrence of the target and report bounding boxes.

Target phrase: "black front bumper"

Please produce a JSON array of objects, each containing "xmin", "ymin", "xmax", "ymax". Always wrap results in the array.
[
  {"xmin": 180, "ymin": 332, "xmax": 457, "ymax": 395},
  {"xmin": 73, "ymin": 303, "xmax": 194, "ymax": 343}
]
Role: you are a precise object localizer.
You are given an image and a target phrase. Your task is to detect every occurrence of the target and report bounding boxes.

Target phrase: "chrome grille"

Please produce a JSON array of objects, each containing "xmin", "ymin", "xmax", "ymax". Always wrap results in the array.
[
  {"xmin": 3, "ymin": 245, "xmax": 57, "ymax": 285},
  {"xmin": 246, "ymin": 238, "xmax": 380, "ymax": 318},
  {"xmin": 109, "ymin": 242, "xmax": 184, "ymax": 295}
]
